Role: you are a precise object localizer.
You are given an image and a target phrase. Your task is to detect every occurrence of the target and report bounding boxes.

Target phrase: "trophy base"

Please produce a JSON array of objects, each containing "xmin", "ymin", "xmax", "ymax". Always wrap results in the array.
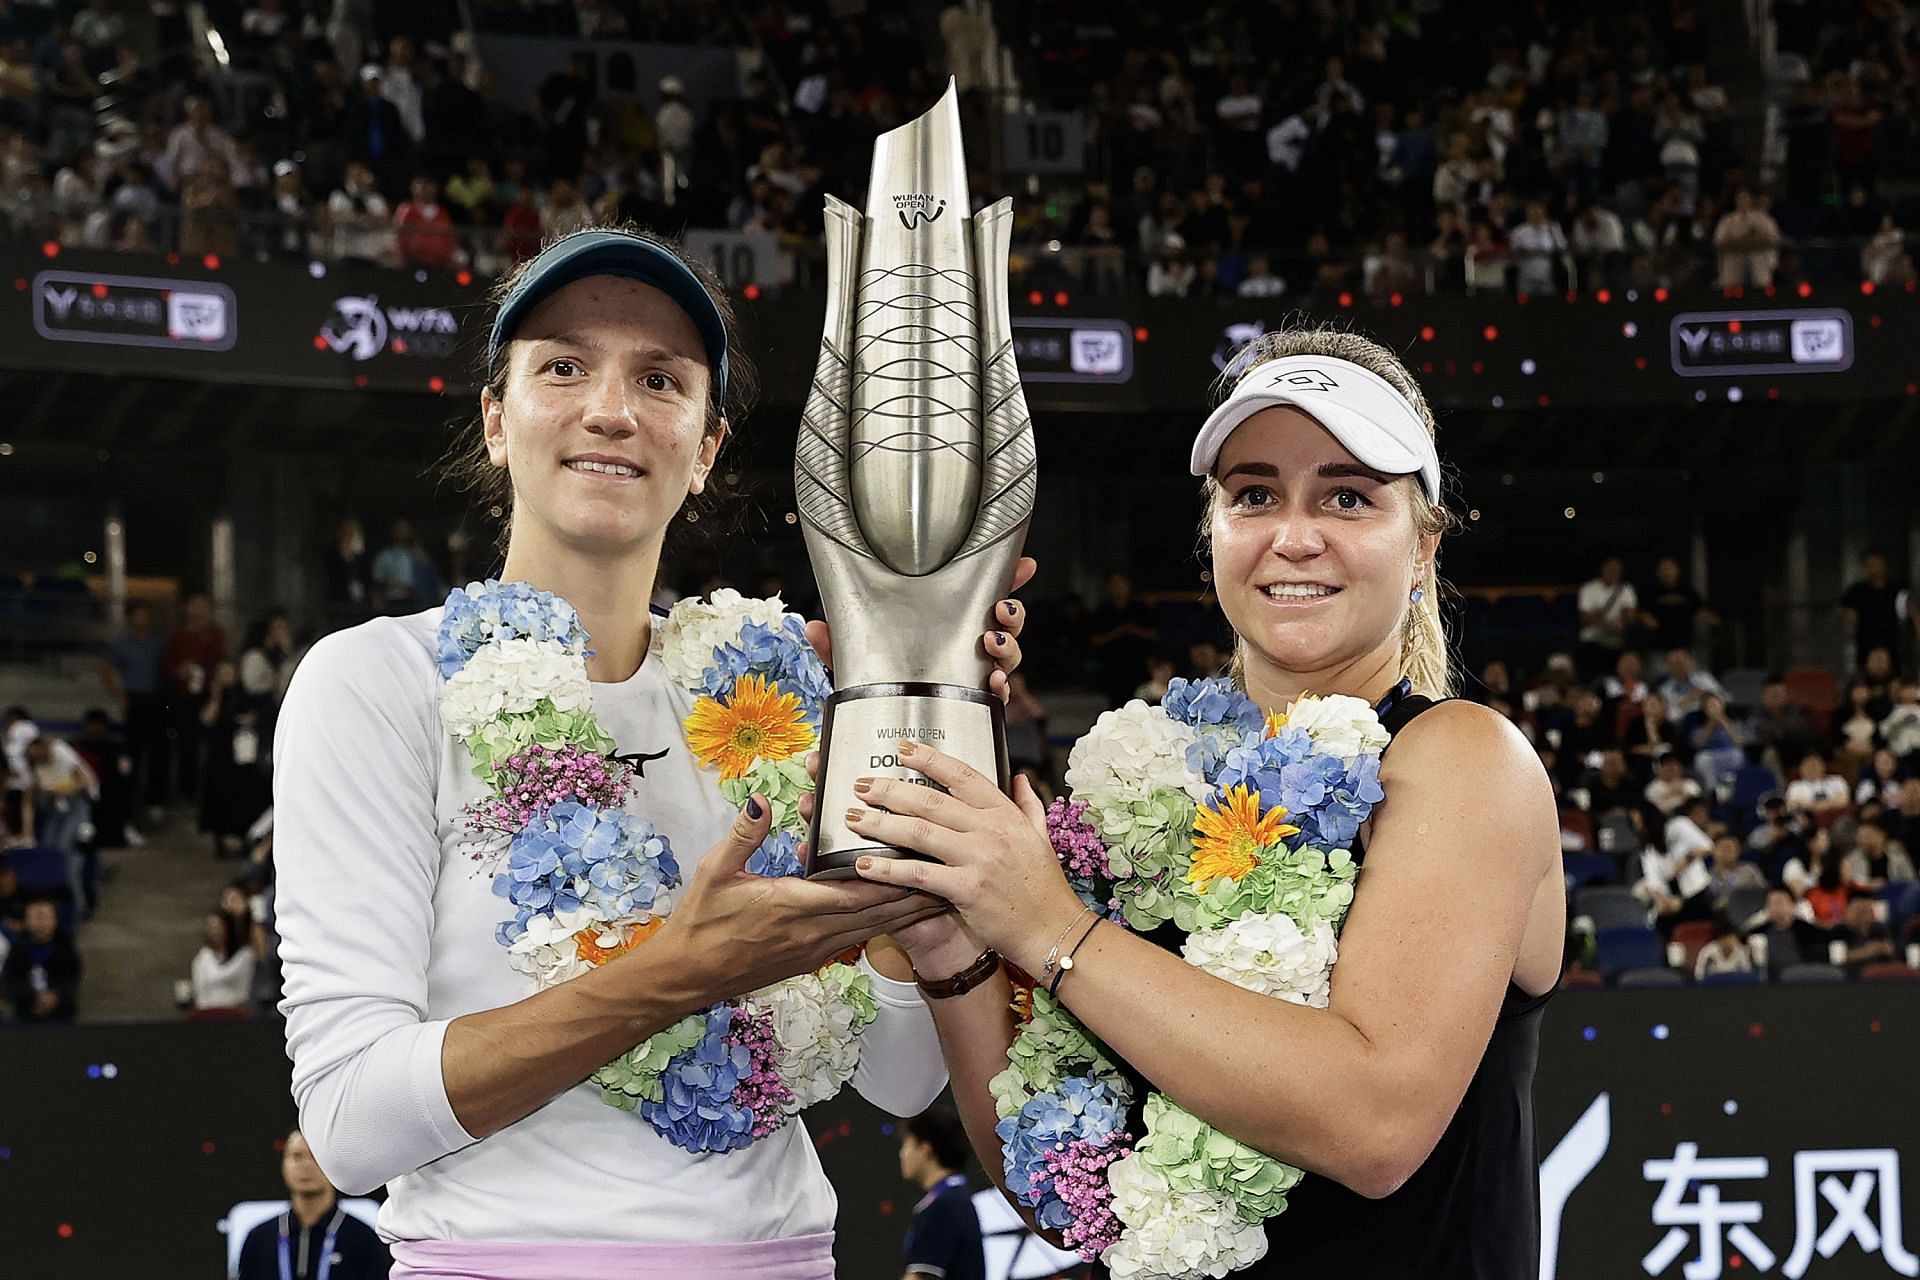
[{"xmin": 806, "ymin": 682, "xmax": 1009, "ymax": 880}]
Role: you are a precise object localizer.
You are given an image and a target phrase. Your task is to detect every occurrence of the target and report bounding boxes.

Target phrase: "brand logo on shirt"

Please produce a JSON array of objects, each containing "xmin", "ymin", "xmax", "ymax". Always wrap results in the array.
[{"xmin": 611, "ymin": 747, "xmax": 671, "ymax": 778}]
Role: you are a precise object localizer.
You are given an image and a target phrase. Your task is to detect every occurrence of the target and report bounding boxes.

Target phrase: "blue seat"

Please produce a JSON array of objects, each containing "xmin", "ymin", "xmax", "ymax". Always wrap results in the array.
[
  {"xmin": 5, "ymin": 845, "xmax": 77, "ymax": 934},
  {"xmin": 1617, "ymin": 966, "xmax": 1686, "ymax": 988},
  {"xmin": 1596, "ymin": 926, "xmax": 1665, "ymax": 977},
  {"xmin": 1563, "ymin": 852, "xmax": 1616, "ymax": 889},
  {"xmin": 1730, "ymin": 764, "xmax": 1780, "ymax": 815},
  {"xmin": 1697, "ymin": 969, "xmax": 1762, "ymax": 987},
  {"xmin": 1577, "ymin": 886, "xmax": 1651, "ymax": 932}
]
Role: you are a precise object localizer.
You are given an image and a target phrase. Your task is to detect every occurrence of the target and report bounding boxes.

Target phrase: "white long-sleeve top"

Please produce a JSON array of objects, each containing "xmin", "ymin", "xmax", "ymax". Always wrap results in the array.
[
  {"xmin": 273, "ymin": 610, "xmax": 946, "ymax": 1244},
  {"xmin": 191, "ymin": 944, "xmax": 256, "ymax": 1008}
]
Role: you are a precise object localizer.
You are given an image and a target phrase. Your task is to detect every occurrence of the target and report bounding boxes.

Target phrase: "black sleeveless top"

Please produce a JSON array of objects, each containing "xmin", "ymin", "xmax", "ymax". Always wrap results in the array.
[{"xmin": 1106, "ymin": 687, "xmax": 1551, "ymax": 1280}]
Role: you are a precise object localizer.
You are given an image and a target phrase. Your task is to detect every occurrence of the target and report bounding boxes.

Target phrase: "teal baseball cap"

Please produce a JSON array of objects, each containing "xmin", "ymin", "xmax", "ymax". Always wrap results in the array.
[{"xmin": 487, "ymin": 229, "xmax": 730, "ymax": 406}]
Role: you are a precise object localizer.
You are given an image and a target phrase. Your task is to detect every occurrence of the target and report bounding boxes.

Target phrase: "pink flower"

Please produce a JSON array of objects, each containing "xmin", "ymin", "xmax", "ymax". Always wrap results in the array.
[
  {"xmin": 727, "ymin": 1003, "xmax": 796, "ymax": 1139},
  {"xmin": 1043, "ymin": 1133, "xmax": 1131, "ymax": 1260},
  {"xmin": 1046, "ymin": 798, "xmax": 1110, "ymax": 881}
]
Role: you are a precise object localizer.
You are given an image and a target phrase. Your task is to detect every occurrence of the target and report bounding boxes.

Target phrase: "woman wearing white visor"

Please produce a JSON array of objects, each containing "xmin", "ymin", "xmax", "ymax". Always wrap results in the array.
[{"xmin": 841, "ymin": 327, "xmax": 1564, "ymax": 1278}]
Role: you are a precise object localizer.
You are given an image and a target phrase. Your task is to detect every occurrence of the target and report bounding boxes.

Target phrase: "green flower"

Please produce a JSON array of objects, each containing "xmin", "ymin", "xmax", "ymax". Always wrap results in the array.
[
  {"xmin": 1175, "ymin": 843, "xmax": 1357, "ymax": 935},
  {"xmin": 590, "ymin": 1011, "xmax": 708, "ymax": 1110},
  {"xmin": 719, "ymin": 755, "xmax": 814, "ymax": 835},
  {"xmin": 465, "ymin": 705, "xmax": 616, "ymax": 783},
  {"xmin": 1135, "ymin": 1093, "xmax": 1304, "ymax": 1221},
  {"xmin": 815, "ymin": 961, "xmax": 881, "ymax": 1034},
  {"xmin": 1094, "ymin": 787, "xmax": 1197, "ymax": 931},
  {"xmin": 992, "ymin": 989, "xmax": 1125, "ymax": 1118}
]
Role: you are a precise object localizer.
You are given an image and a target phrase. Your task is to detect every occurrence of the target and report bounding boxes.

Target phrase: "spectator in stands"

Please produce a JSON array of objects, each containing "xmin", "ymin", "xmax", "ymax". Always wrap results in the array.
[
  {"xmin": 327, "ymin": 161, "xmax": 392, "ymax": 265},
  {"xmin": 1553, "ymin": 688, "xmax": 1613, "ymax": 784},
  {"xmin": 1705, "ymin": 833, "xmax": 1766, "ymax": 910},
  {"xmin": 102, "ymin": 602, "xmax": 169, "ymax": 816},
  {"xmin": 1645, "ymin": 751, "xmax": 1701, "ymax": 816},
  {"xmin": 164, "ymin": 592, "xmax": 227, "ymax": 804},
  {"xmin": 1637, "ymin": 555, "xmax": 1718, "ymax": 655},
  {"xmin": 1692, "ymin": 915, "xmax": 1754, "ymax": 980},
  {"xmin": 371, "ymin": 518, "xmax": 437, "ymax": 614},
  {"xmin": 239, "ymin": 609, "xmax": 298, "ymax": 708},
  {"xmin": 1802, "ymin": 841, "xmax": 1858, "ymax": 926},
  {"xmin": 200, "ymin": 660, "xmax": 273, "ymax": 858},
  {"xmin": 1746, "ymin": 795, "xmax": 1808, "ymax": 871},
  {"xmin": 1844, "ymin": 815, "xmax": 1915, "ymax": 888},
  {"xmin": 1089, "ymin": 570, "xmax": 1158, "ymax": 707},
  {"xmin": 163, "ymin": 95, "xmax": 244, "ymax": 191},
  {"xmin": 1636, "ymin": 802, "xmax": 1715, "ymax": 940},
  {"xmin": 1840, "ymin": 549, "xmax": 1908, "ymax": 672},
  {"xmin": 71, "ymin": 708, "xmax": 131, "ymax": 851},
  {"xmin": 266, "ymin": 159, "xmax": 313, "ymax": 258},
  {"xmin": 1571, "ymin": 200, "xmax": 1629, "ymax": 290},
  {"xmin": 0, "ymin": 861, "xmax": 23, "ymax": 936},
  {"xmin": 1238, "ymin": 252, "xmax": 1286, "ymax": 297},
  {"xmin": 180, "ymin": 154, "xmax": 243, "ymax": 260},
  {"xmin": 1857, "ymin": 747, "xmax": 1904, "ymax": 809},
  {"xmin": 1862, "ymin": 213, "xmax": 1911, "ymax": 285},
  {"xmin": 1581, "ymin": 748, "xmax": 1640, "ymax": 822},
  {"xmin": 1712, "ymin": 189, "xmax": 1782, "ymax": 288},
  {"xmin": 1890, "ymin": 779, "xmax": 1920, "ymax": 852},
  {"xmin": 22, "ymin": 729, "xmax": 99, "ymax": 915},
  {"xmin": 1833, "ymin": 678, "xmax": 1883, "ymax": 780},
  {"xmin": 1786, "ymin": 750, "xmax": 1852, "ymax": 822},
  {"xmin": 1602, "ymin": 649, "xmax": 1650, "ymax": 714},
  {"xmin": 1831, "ymin": 896, "xmax": 1896, "ymax": 974},
  {"xmin": 393, "ymin": 175, "xmax": 456, "ymax": 269},
  {"xmin": 655, "ymin": 75, "xmax": 696, "ymax": 169},
  {"xmin": 541, "ymin": 177, "xmax": 593, "ymax": 240},
  {"xmin": 235, "ymin": 1129, "xmax": 391, "ymax": 1279},
  {"xmin": 1621, "ymin": 692, "xmax": 1680, "ymax": 783},
  {"xmin": 378, "ymin": 35, "xmax": 426, "ymax": 145},
  {"xmin": 1883, "ymin": 677, "xmax": 1920, "ymax": 765},
  {"xmin": 1577, "ymin": 555, "xmax": 1638, "ymax": 677},
  {"xmin": 346, "ymin": 64, "xmax": 409, "ymax": 191},
  {"xmin": 0, "ymin": 899, "xmax": 79, "ymax": 1022},
  {"xmin": 188, "ymin": 908, "xmax": 255, "ymax": 1010},
  {"xmin": 1746, "ymin": 886, "xmax": 1825, "ymax": 979},
  {"xmin": 1754, "ymin": 676, "xmax": 1815, "ymax": 772},
  {"xmin": 1134, "ymin": 654, "xmax": 1176, "ymax": 704},
  {"xmin": 1691, "ymin": 694, "xmax": 1746, "ymax": 794},
  {"xmin": 1146, "ymin": 232, "xmax": 1195, "ymax": 297},
  {"xmin": 1658, "ymin": 648, "xmax": 1727, "ymax": 723},
  {"xmin": 1508, "ymin": 199, "xmax": 1566, "ymax": 296}
]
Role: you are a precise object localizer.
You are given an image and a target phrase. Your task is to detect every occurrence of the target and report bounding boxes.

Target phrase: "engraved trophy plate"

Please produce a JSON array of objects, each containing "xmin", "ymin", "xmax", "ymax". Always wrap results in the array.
[{"xmin": 797, "ymin": 81, "xmax": 1036, "ymax": 878}]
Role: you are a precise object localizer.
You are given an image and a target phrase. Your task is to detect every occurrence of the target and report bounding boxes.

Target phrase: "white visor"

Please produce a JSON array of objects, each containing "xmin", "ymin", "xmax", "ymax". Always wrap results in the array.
[{"xmin": 1190, "ymin": 354, "xmax": 1441, "ymax": 503}]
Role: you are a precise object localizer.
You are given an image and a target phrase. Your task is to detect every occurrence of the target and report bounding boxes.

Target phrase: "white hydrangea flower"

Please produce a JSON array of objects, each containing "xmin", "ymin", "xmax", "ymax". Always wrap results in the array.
[
  {"xmin": 1280, "ymin": 692, "xmax": 1390, "ymax": 763},
  {"xmin": 1064, "ymin": 701, "xmax": 1210, "ymax": 811},
  {"xmin": 1103, "ymin": 1153, "xmax": 1270, "ymax": 1279},
  {"xmin": 751, "ymin": 972, "xmax": 865, "ymax": 1109},
  {"xmin": 440, "ymin": 637, "xmax": 592, "ymax": 739},
  {"xmin": 653, "ymin": 589, "xmax": 790, "ymax": 690},
  {"xmin": 505, "ymin": 907, "xmax": 671, "ymax": 987},
  {"xmin": 1181, "ymin": 912, "xmax": 1338, "ymax": 1008}
]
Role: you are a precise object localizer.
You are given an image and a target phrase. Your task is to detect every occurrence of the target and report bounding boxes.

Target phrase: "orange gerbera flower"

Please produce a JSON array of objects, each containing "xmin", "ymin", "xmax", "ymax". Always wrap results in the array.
[
  {"xmin": 1189, "ymin": 784, "xmax": 1299, "ymax": 887},
  {"xmin": 1263, "ymin": 709, "xmax": 1288, "ymax": 739},
  {"xmin": 575, "ymin": 916, "xmax": 663, "ymax": 966},
  {"xmin": 684, "ymin": 673, "xmax": 813, "ymax": 780}
]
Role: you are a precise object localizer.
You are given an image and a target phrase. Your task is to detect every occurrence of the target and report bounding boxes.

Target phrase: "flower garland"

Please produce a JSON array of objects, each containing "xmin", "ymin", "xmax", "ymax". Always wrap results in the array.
[
  {"xmin": 438, "ymin": 581, "xmax": 876, "ymax": 1155},
  {"xmin": 994, "ymin": 676, "xmax": 1391, "ymax": 1279}
]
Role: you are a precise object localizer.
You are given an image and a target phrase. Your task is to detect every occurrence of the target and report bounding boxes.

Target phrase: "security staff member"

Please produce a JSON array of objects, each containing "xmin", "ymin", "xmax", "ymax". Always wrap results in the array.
[
  {"xmin": 237, "ymin": 1129, "xmax": 390, "ymax": 1279},
  {"xmin": 899, "ymin": 1108, "xmax": 985, "ymax": 1280}
]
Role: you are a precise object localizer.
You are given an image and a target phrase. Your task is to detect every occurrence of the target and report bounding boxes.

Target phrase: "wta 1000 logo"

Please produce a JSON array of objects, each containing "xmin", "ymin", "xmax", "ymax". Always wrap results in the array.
[{"xmin": 316, "ymin": 294, "xmax": 459, "ymax": 361}]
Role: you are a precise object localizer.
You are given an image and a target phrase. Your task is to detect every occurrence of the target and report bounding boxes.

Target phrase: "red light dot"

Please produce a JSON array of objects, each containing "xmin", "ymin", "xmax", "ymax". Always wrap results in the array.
[
  {"xmin": 57, "ymin": 1224, "xmax": 73, "ymax": 1239},
  {"xmin": 1767, "ymin": 387, "xmax": 1780, "ymax": 400},
  {"xmin": 1389, "ymin": 291, "xmax": 1404, "ymax": 307},
  {"xmin": 354, "ymin": 374, "xmax": 369, "ymax": 388},
  {"xmin": 1660, "ymin": 1103, "xmax": 1673, "ymax": 1116},
  {"xmin": 1420, "ymin": 361, "xmax": 1435, "ymax": 374},
  {"xmin": 1337, "ymin": 291, "xmax": 1354, "ymax": 308},
  {"xmin": 312, "ymin": 335, "xmax": 328, "ymax": 350},
  {"xmin": 1872, "ymin": 315, "xmax": 1884, "ymax": 328},
  {"xmin": 838, "ymin": 1119, "xmax": 851, "ymax": 1136},
  {"xmin": 166, "ymin": 252, "xmax": 179, "ymax": 264},
  {"xmin": 1053, "ymin": 291, "xmax": 1069, "ymax": 306},
  {"xmin": 201, "ymin": 1140, "xmax": 216, "ymax": 1154},
  {"xmin": 1634, "ymin": 356, "xmax": 1648, "ymax": 369},
  {"xmin": 1654, "ymin": 286, "xmax": 1670, "ymax": 303},
  {"xmin": 272, "ymin": 1139, "xmax": 286, "ymax": 1152},
  {"xmin": 91, "ymin": 282, "xmax": 108, "ymax": 299},
  {"xmin": 456, "ymin": 270, "xmax": 473, "ymax": 287},
  {"xmin": 1907, "ymin": 382, "xmax": 1917, "ymax": 396},
  {"xmin": 1763, "ymin": 285, "xmax": 1776, "ymax": 297},
  {"xmin": 429, "ymin": 376, "xmax": 446, "ymax": 393},
  {"xmin": 1471, "ymin": 361, "xmax": 1484, "ymax": 374},
  {"xmin": 40, "ymin": 240, "xmax": 58, "ymax": 258},
  {"xmin": 12, "ymin": 277, "xmax": 25, "ymax": 290},
  {"xmin": 1871, "ymin": 1020, "xmax": 1884, "ymax": 1033},
  {"xmin": 1727, "ymin": 320, "xmax": 1741, "ymax": 334},
  {"xmin": 1907, "ymin": 280, "xmax": 1917, "ymax": 292},
  {"xmin": 1596, "ymin": 289, "xmax": 1611, "ymax": 304},
  {"xmin": 1728, "ymin": 285, "xmax": 1745, "ymax": 298},
  {"xmin": 743, "ymin": 283, "xmax": 762, "ymax": 301},
  {"xmin": 1516, "ymin": 292, "xmax": 1530, "ymax": 304},
  {"xmin": 202, "ymin": 254, "xmax": 221, "ymax": 270},
  {"xmin": 1748, "ymin": 1022, "xmax": 1766, "ymax": 1037},
  {"xmin": 1861, "ymin": 280, "xmax": 1877, "ymax": 295},
  {"xmin": 391, "ymin": 338, "xmax": 408, "ymax": 354},
  {"xmin": 878, "ymin": 1199, "xmax": 895, "ymax": 1216},
  {"xmin": 1482, "ymin": 325, "xmax": 1499, "ymax": 342},
  {"xmin": 1731, "ymin": 1256, "xmax": 1744, "ymax": 1269},
  {"xmin": 1537, "ymin": 393, "xmax": 1550, "ymax": 407},
  {"xmin": 1564, "ymin": 290, "xmax": 1577, "ymax": 304},
  {"xmin": 1419, "ymin": 326, "xmax": 1435, "ymax": 342},
  {"xmin": 1797, "ymin": 282, "xmax": 1813, "ymax": 297},
  {"xmin": 1133, "ymin": 326, "xmax": 1150, "ymax": 342},
  {"xmin": 1027, "ymin": 290, "xmax": 1042, "ymax": 306}
]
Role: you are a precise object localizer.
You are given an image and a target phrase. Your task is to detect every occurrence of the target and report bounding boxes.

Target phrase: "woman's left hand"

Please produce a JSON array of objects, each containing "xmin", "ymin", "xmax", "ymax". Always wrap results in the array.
[{"xmin": 840, "ymin": 741, "xmax": 1086, "ymax": 973}]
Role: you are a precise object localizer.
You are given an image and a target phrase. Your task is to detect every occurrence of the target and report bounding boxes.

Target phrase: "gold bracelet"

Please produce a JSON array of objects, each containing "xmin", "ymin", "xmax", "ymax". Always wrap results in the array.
[{"xmin": 915, "ymin": 949, "xmax": 1001, "ymax": 1000}]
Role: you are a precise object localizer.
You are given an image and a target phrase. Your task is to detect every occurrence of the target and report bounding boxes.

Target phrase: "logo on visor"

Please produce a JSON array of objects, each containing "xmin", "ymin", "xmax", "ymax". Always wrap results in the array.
[{"xmin": 1271, "ymin": 368, "xmax": 1342, "ymax": 392}]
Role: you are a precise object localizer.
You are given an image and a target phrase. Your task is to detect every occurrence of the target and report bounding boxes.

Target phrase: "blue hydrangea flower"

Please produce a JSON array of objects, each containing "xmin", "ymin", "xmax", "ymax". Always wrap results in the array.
[
  {"xmin": 492, "ymin": 801, "xmax": 680, "ymax": 945},
  {"xmin": 746, "ymin": 829, "xmax": 805, "ymax": 879},
  {"xmin": 995, "ymin": 1075, "xmax": 1129, "ymax": 1209},
  {"xmin": 641, "ymin": 1004, "xmax": 757, "ymax": 1153},
  {"xmin": 437, "ymin": 579, "xmax": 591, "ymax": 677},
  {"xmin": 1214, "ymin": 726, "xmax": 1385, "ymax": 851},
  {"xmin": 699, "ymin": 617, "xmax": 833, "ymax": 725},
  {"xmin": 1163, "ymin": 676, "xmax": 1264, "ymax": 777}
]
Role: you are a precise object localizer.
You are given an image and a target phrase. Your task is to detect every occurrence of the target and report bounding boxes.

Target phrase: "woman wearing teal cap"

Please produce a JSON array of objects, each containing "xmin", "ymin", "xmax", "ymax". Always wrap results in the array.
[{"xmin": 272, "ymin": 225, "xmax": 1031, "ymax": 1278}]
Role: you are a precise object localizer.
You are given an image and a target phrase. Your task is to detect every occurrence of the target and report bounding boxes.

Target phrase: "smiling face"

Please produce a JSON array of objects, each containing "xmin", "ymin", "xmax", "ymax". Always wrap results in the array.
[
  {"xmin": 1208, "ymin": 408, "xmax": 1436, "ymax": 692},
  {"xmin": 482, "ymin": 276, "xmax": 722, "ymax": 562}
]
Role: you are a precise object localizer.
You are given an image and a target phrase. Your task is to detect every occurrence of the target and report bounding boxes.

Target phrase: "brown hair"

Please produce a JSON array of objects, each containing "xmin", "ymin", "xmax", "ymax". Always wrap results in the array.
[
  {"xmin": 1199, "ymin": 322, "xmax": 1456, "ymax": 698},
  {"xmin": 439, "ymin": 222, "xmax": 759, "ymax": 558}
]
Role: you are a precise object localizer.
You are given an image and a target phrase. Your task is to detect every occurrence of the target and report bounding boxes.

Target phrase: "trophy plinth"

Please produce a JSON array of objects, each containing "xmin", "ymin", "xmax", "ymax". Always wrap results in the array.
[{"xmin": 796, "ymin": 81, "xmax": 1036, "ymax": 878}]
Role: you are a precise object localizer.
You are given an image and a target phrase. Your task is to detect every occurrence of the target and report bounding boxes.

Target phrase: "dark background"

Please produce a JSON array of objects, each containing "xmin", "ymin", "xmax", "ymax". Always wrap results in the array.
[{"xmin": 2, "ymin": 989, "xmax": 1916, "ymax": 1278}]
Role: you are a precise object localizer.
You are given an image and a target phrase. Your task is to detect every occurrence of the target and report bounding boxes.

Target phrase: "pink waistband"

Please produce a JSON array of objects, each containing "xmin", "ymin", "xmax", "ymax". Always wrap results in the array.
[{"xmin": 389, "ymin": 1232, "xmax": 836, "ymax": 1280}]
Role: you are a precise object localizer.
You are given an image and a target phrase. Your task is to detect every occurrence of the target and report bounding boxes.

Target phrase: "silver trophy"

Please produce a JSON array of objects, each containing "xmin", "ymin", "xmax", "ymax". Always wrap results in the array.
[{"xmin": 797, "ymin": 81, "xmax": 1036, "ymax": 878}]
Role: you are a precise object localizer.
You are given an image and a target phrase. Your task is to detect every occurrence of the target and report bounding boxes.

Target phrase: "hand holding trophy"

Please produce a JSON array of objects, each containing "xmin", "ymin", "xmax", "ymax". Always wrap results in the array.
[{"xmin": 796, "ymin": 81, "xmax": 1036, "ymax": 878}]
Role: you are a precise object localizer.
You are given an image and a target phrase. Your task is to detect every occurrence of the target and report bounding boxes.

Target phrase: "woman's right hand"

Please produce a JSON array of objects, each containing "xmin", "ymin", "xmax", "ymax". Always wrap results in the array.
[{"xmin": 647, "ymin": 795, "xmax": 947, "ymax": 1003}]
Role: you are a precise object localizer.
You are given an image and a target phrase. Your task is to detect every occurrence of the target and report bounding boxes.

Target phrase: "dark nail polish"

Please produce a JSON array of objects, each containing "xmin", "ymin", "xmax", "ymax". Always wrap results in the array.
[
  {"xmin": 993, "ymin": 631, "xmax": 1007, "ymax": 646},
  {"xmin": 746, "ymin": 798, "xmax": 763, "ymax": 820},
  {"xmin": 1003, "ymin": 600, "xmax": 1019, "ymax": 616}
]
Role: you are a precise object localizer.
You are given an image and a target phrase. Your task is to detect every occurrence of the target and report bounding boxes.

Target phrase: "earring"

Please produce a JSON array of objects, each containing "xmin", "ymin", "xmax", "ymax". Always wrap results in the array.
[{"xmin": 1409, "ymin": 586, "xmax": 1424, "ymax": 604}]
